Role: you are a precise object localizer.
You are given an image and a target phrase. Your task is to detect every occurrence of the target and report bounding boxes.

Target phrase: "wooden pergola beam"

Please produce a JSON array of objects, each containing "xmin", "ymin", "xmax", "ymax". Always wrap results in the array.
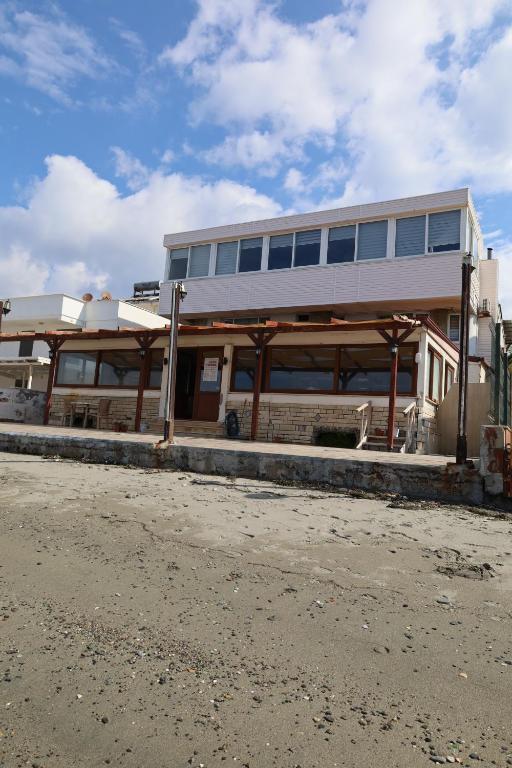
[
  {"xmin": 248, "ymin": 330, "xmax": 277, "ymax": 441},
  {"xmin": 43, "ymin": 338, "xmax": 66, "ymax": 426}
]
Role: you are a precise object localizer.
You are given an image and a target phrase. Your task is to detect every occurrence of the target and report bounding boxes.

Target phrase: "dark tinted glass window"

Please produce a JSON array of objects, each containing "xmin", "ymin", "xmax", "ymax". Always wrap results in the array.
[
  {"xmin": 169, "ymin": 247, "xmax": 188, "ymax": 279},
  {"xmin": 268, "ymin": 347, "xmax": 335, "ymax": 391},
  {"xmin": 148, "ymin": 349, "xmax": 164, "ymax": 388},
  {"xmin": 239, "ymin": 238, "xmax": 262, "ymax": 272},
  {"xmin": 269, "ymin": 233, "xmax": 293, "ymax": 270},
  {"xmin": 327, "ymin": 226, "xmax": 356, "ymax": 263},
  {"xmin": 56, "ymin": 351, "xmax": 97, "ymax": 386},
  {"xmin": 19, "ymin": 339, "xmax": 34, "ymax": 356},
  {"xmin": 339, "ymin": 346, "xmax": 414, "ymax": 393},
  {"xmin": 98, "ymin": 350, "xmax": 141, "ymax": 387},
  {"xmin": 294, "ymin": 230, "xmax": 321, "ymax": 267},
  {"xmin": 232, "ymin": 348, "xmax": 257, "ymax": 391}
]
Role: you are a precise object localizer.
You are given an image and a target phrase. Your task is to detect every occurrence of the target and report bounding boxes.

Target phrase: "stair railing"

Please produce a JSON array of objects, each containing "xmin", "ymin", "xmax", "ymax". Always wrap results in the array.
[
  {"xmin": 401, "ymin": 401, "xmax": 417, "ymax": 453},
  {"xmin": 356, "ymin": 401, "xmax": 372, "ymax": 449}
]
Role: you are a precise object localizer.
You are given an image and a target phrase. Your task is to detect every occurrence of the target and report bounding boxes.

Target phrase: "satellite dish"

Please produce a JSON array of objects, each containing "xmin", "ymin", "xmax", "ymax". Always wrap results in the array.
[
  {"xmin": 100, "ymin": 291, "xmax": 112, "ymax": 301},
  {"xmin": 82, "ymin": 292, "xmax": 93, "ymax": 302}
]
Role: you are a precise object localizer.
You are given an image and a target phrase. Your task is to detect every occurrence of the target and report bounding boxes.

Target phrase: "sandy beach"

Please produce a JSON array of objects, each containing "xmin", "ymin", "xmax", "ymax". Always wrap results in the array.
[{"xmin": 1, "ymin": 451, "xmax": 512, "ymax": 768}]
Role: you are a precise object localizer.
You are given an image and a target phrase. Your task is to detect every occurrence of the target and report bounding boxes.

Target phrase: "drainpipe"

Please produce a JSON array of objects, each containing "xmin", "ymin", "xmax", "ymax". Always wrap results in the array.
[{"xmin": 494, "ymin": 322, "xmax": 502, "ymax": 425}]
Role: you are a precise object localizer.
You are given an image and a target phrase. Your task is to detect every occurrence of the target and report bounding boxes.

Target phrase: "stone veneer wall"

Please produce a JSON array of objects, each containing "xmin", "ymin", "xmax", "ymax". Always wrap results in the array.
[
  {"xmin": 49, "ymin": 393, "xmax": 163, "ymax": 434},
  {"xmin": 417, "ymin": 399, "xmax": 439, "ymax": 454},
  {"xmin": 225, "ymin": 398, "xmax": 411, "ymax": 445}
]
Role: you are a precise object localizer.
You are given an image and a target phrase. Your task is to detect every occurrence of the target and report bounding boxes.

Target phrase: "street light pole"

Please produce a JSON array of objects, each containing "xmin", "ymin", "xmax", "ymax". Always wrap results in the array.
[
  {"xmin": 162, "ymin": 282, "xmax": 187, "ymax": 443},
  {"xmin": 0, "ymin": 299, "xmax": 12, "ymax": 334},
  {"xmin": 455, "ymin": 253, "xmax": 475, "ymax": 464}
]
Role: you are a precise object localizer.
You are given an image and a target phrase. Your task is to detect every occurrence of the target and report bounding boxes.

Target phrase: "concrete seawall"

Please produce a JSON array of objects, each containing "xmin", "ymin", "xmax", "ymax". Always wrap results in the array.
[{"xmin": 0, "ymin": 428, "xmax": 487, "ymax": 507}]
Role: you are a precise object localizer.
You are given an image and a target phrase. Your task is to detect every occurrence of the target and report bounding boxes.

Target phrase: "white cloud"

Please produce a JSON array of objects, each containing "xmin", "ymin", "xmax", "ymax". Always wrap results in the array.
[
  {"xmin": 162, "ymin": 0, "xmax": 512, "ymax": 199},
  {"xmin": 0, "ymin": 154, "xmax": 282, "ymax": 300},
  {"xmin": 0, "ymin": 245, "xmax": 49, "ymax": 296},
  {"xmin": 0, "ymin": 6, "xmax": 114, "ymax": 104},
  {"xmin": 111, "ymin": 146, "xmax": 150, "ymax": 191},
  {"xmin": 283, "ymin": 168, "xmax": 304, "ymax": 193}
]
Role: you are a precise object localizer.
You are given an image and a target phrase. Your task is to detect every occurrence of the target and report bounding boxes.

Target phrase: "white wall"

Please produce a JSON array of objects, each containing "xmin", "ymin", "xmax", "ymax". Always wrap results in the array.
[{"xmin": 160, "ymin": 252, "xmax": 464, "ymax": 317}]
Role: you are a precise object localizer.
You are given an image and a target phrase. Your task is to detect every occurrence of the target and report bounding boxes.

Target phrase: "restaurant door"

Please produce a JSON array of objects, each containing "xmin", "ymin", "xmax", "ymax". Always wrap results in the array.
[{"xmin": 175, "ymin": 348, "xmax": 223, "ymax": 422}]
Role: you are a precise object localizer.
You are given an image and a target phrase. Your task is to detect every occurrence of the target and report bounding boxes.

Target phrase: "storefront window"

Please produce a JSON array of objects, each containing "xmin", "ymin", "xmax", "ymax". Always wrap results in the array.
[
  {"xmin": 339, "ymin": 346, "xmax": 414, "ymax": 393},
  {"xmin": 268, "ymin": 347, "xmax": 336, "ymax": 391},
  {"xmin": 56, "ymin": 351, "xmax": 97, "ymax": 386},
  {"xmin": 98, "ymin": 350, "xmax": 142, "ymax": 387},
  {"xmin": 232, "ymin": 348, "xmax": 257, "ymax": 391},
  {"xmin": 148, "ymin": 349, "xmax": 164, "ymax": 388}
]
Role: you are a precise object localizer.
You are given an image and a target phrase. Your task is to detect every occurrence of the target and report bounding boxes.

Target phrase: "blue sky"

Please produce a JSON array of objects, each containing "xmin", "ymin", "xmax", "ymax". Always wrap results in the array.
[{"xmin": 0, "ymin": 0, "xmax": 511, "ymax": 315}]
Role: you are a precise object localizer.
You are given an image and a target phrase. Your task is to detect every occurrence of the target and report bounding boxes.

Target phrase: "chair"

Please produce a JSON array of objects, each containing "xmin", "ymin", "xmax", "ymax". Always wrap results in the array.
[
  {"xmin": 60, "ymin": 395, "xmax": 78, "ymax": 426},
  {"xmin": 91, "ymin": 399, "xmax": 111, "ymax": 430}
]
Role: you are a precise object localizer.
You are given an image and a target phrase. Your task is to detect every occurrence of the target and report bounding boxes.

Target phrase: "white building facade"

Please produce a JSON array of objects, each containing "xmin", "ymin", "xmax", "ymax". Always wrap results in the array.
[{"xmin": 154, "ymin": 188, "xmax": 507, "ymax": 453}]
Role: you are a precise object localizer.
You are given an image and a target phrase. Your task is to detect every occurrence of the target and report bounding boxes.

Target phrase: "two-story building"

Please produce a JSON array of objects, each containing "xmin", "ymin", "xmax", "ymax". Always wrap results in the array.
[
  {"xmin": 154, "ymin": 188, "xmax": 508, "ymax": 452},
  {"xmin": 3, "ymin": 188, "xmax": 507, "ymax": 453}
]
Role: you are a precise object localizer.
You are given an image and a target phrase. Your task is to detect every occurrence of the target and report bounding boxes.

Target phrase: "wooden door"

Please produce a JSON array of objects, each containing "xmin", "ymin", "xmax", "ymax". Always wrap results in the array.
[{"xmin": 193, "ymin": 348, "xmax": 223, "ymax": 421}]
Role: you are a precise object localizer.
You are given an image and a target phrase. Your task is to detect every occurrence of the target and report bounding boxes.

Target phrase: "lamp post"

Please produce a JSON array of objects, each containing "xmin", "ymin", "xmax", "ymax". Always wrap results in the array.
[
  {"xmin": 455, "ymin": 253, "xmax": 475, "ymax": 464},
  {"xmin": 0, "ymin": 299, "xmax": 11, "ymax": 334},
  {"xmin": 162, "ymin": 282, "xmax": 187, "ymax": 443}
]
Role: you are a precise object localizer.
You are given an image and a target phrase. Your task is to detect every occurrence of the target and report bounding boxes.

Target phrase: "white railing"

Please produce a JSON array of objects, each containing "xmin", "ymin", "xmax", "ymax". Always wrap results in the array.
[
  {"xmin": 356, "ymin": 401, "xmax": 372, "ymax": 449},
  {"xmin": 401, "ymin": 401, "xmax": 417, "ymax": 453}
]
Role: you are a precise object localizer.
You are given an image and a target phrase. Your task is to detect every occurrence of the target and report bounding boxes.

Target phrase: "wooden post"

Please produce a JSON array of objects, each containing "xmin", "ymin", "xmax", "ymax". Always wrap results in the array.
[
  {"xmin": 134, "ymin": 334, "xmax": 157, "ymax": 433},
  {"xmin": 250, "ymin": 335, "xmax": 264, "ymax": 441},
  {"xmin": 386, "ymin": 329, "xmax": 399, "ymax": 452},
  {"xmin": 249, "ymin": 330, "xmax": 276, "ymax": 441},
  {"xmin": 43, "ymin": 339, "xmax": 63, "ymax": 425}
]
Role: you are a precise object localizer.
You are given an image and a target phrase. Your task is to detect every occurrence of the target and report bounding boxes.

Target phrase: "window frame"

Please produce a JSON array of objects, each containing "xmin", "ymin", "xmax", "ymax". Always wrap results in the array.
[
  {"xmin": 230, "ymin": 346, "xmax": 259, "ymax": 393},
  {"xmin": 168, "ymin": 246, "xmax": 190, "ymax": 280},
  {"xmin": 426, "ymin": 209, "xmax": 462, "ymax": 254},
  {"xmin": 444, "ymin": 362, "xmax": 455, "ymax": 397},
  {"xmin": 265, "ymin": 344, "xmax": 338, "ymax": 394},
  {"xmin": 427, "ymin": 347, "xmax": 443, "ymax": 404},
  {"xmin": 447, "ymin": 313, "xmax": 461, "ymax": 343},
  {"xmin": 55, "ymin": 348, "xmax": 161, "ymax": 390},
  {"xmin": 230, "ymin": 343, "xmax": 418, "ymax": 397},
  {"xmin": 394, "ymin": 214, "xmax": 427, "ymax": 259},
  {"xmin": 292, "ymin": 229, "xmax": 322, "ymax": 268}
]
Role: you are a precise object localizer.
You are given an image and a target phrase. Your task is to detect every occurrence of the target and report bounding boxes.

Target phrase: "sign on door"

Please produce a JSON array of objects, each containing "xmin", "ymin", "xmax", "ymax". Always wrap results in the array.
[{"xmin": 202, "ymin": 357, "xmax": 219, "ymax": 382}]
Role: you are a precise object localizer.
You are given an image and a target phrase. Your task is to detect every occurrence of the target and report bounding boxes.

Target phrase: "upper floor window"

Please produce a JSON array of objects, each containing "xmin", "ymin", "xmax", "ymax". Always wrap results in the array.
[
  {"xmin": 216, "ymin": 241, "xmax": 238, "ymax": 275},
  {"xmin": 428, "ymin": 210, "xmax": 461, "ymax": 253},
  {"xmin": 188, "ymin": 244, "xmax": 210, "ymax": 278},
  {"xmin": 239, "ymin": 238, "xmax": 263, "ymax": 273},
  {"xmin": 294, "ymin": 229, "xmax": 321, "ymax": 267},
  {"xmin": 169, "ymin": 247, "xmax": 188, "ymax": 280},
  {"xmin": 357, "ymin": 220, "xmax": 388, "ymax": 260},
  {"xmin": 269, "ymin": 233, "xmax": 293, "ymax": 270},
  {"xmin": 395, "ymin": 215, "xmax": 426, "ymax": 258},
  {"xmin": 448, "ymin": 314, "xmax": 460, "ymax": 343},
  {"xmin": 327, "ymin": 225, "xmax": 356, "ymax": 263},
  {"xmin": 19, "ymin": 339, "xmax": 34, "ymax": 357}
]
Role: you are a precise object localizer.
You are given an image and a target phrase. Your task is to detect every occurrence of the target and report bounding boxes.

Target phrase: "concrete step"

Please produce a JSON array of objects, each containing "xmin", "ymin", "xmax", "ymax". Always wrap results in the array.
[
  {"xmin": 174, "ymin": 419, "xmax": 225, "ymax": 437},
  {"xmin": 363, "ymin": 441, "xmax": 404, "ymax": 453}
]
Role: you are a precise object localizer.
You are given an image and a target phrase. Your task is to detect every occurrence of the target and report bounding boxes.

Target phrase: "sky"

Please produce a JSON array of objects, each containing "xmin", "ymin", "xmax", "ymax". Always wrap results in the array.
[{"xmin": 0, "ymin": 0, "xmax": 511, "ymax": 315}]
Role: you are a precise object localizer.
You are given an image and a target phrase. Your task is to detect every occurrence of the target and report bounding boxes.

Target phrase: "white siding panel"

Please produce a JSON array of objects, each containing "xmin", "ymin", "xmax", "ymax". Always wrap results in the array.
[
  {"xmin": 159, "ymin": 252, "xmax": 464, "ymax": 316},
  {"xmin": 163, "ymin": 189, "xmax": 470, "ymax": 248}
]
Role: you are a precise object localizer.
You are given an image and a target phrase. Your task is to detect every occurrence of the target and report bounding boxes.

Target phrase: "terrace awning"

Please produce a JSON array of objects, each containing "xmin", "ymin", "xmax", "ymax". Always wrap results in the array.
[{"xmin": 0, "ymin": 315, "xmax": 457, "ymax": 449}]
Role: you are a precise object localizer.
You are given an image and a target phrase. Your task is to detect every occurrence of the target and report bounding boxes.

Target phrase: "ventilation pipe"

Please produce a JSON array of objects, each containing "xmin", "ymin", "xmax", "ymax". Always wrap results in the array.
[{"xmin": 487, "ymin": 247, "xmax": 493, "ymax": 260}]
